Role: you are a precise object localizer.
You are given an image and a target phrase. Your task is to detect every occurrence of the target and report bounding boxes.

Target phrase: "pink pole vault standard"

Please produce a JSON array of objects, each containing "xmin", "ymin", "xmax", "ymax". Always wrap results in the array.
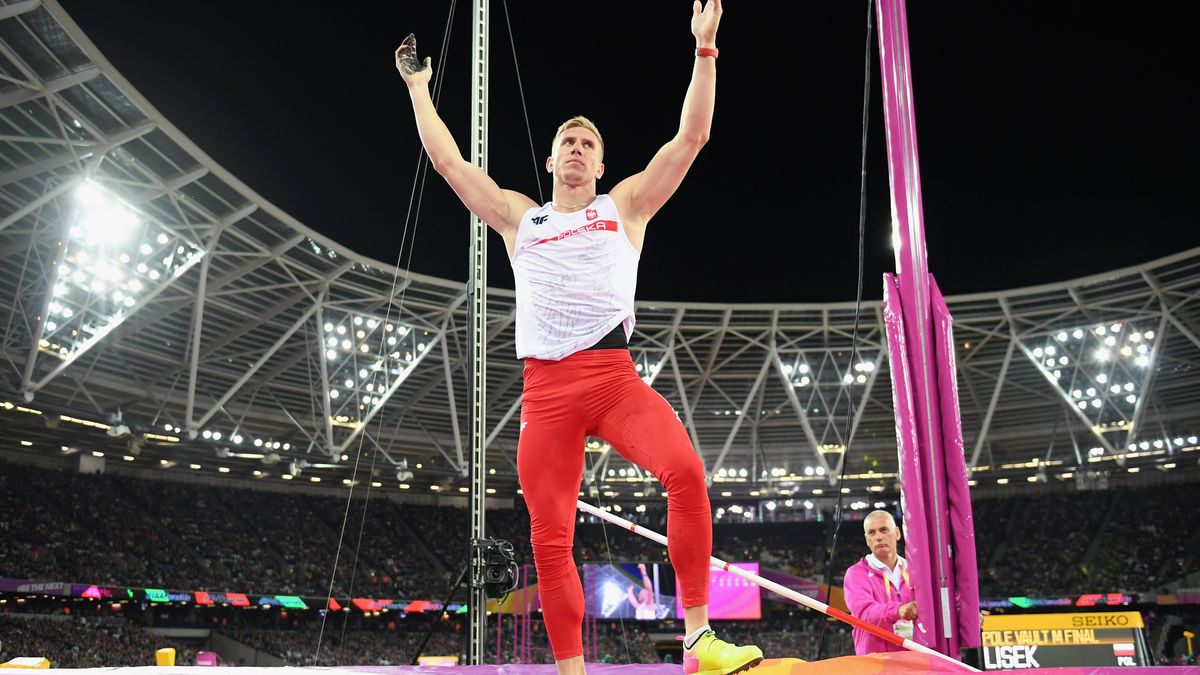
[
  {"xmin": 876, "ymin": 0, "xmax": 981, "ymax": 657},
  {"xmin": 576, "ymin": 500, "xmax": 979, "ymax": 673}
]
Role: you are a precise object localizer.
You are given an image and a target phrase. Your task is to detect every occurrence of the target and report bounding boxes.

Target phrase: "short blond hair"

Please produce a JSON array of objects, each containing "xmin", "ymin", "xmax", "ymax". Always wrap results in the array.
[{"xmin": 552, "ymin": 116, "xmax": 605, "ymax": 161}]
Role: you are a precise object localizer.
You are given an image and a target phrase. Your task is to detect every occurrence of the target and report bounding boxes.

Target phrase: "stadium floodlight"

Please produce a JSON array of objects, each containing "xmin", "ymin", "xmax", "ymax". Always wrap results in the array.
[
  {"xmin": 632, "ymin": 347, "xmax": 669, "ymax": 386},
  {"xmin": 1023, "ymin": 319, "xmax": 1164, "ymax": 454},
  {"xmin": 24, "ymin": 181, "xmax": 203, "ymax": 395},
  {"xmin": 318, "ymin": 310, "xmax": 434, "ymax": 454},
  {"xmin": 774, "ymin": 347, "xmax": 881, "ymax": 481},
  {"xmin": 800, "ymin": 351, "xmax": 874, "ymax": 388}
]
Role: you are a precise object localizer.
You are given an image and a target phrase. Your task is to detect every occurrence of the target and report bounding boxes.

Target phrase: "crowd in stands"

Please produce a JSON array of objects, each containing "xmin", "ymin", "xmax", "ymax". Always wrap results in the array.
[
  {"xmin": 4, "ymin": 462, "xmax": 1200, "ymax": 600},
  {"xmin": 5, "ymin": 462, "xmax": 1200, "ymax": 600},
  {"xmin": 1082, "ymin": 484, "xmax": 1199, "ymax": 592},
  {"xmin": 978, "ymin": 491, "xmax": 1112, "ymax": 597},
  {"xmin": 968, "ymin": 496, "xmax": 1013, "ymax": 589},
  {"xmin": 0, "ymin": 615, "xmax": 196, "ymax": 667},
  {"xmin": 0, "ymin": 464, "xmax": 451, "ymax": 598},
  {"xmin": 2, "ymin": 461, "xmax": 1199, "ymax": 666}
]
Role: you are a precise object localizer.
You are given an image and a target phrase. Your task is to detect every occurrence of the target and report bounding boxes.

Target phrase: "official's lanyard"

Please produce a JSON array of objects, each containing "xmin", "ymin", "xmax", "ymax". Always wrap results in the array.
[{"xmin": 884, "ymin": 565, "xmax": 910, "ymax": 601}]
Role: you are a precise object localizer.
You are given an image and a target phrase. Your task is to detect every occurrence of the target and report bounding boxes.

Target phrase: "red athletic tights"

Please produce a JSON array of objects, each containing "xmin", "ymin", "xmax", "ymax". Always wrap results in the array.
[{"xmin": 517, "ymin": 348, "xmax": 712, "ymax": 660}]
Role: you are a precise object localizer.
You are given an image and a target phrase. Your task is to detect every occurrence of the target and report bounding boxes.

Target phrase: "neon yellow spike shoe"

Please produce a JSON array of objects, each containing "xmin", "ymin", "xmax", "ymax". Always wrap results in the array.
[{"xmin": 683, "ymin": 629, "xmax": 764, "ymax": 675}]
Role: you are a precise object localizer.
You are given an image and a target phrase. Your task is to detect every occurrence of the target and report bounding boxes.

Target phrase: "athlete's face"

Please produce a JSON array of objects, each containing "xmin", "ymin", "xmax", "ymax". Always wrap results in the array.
[{"xmin": 547, "ymin": 127, "xmax": 604, "ymax": 184}]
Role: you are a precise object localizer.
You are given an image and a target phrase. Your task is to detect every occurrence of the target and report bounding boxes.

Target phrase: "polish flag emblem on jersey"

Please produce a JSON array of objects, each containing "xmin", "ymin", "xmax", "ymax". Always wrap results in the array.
[{"xmin": 586, "ymin": 208, "xmax": 598, "ymax": 221}]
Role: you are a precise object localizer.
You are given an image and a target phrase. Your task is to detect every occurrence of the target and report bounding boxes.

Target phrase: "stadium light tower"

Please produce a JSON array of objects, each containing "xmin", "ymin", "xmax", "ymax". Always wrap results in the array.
[
  {"xmin": 22, "ymin": 180, "xmax": 203, "ymax": 398},
  {"xmin": 315, "ymin": 309, "xmax": 435, "ymax": 456}
]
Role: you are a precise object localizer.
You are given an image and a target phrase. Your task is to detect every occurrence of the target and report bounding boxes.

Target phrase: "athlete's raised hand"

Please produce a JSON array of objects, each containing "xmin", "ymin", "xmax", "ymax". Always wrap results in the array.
[
  {"xmin": 691, "ymin": 0, "xmax": 722, "ymax": 47},
  {"xmin": 395, "ymin": 33, "xmax": 432, "ymax": 88}
]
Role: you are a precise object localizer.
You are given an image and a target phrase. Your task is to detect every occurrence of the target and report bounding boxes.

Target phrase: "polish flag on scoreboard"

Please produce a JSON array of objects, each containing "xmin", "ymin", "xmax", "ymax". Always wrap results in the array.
[{"xmin": 1112, "ymin": 643, "xmax": 1136, "ymax": 657}]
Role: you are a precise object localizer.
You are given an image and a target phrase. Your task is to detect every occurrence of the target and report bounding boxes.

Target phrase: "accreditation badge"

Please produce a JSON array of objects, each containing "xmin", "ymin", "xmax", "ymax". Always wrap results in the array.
[{"xmin": 894, "ymin": 619, "xmax": 914, "ymax": 641}]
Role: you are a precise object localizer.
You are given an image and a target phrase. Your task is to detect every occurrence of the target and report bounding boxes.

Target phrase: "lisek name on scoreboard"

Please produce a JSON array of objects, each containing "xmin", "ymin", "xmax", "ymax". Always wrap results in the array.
[{"xmin": 983, "ymin": 645, "xmax": 1042, "ymax": 669}]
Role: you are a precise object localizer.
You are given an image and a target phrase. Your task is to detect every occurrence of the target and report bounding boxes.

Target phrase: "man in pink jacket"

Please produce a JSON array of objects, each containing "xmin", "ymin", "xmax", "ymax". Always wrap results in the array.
[{"xmin": 842, "ymin": 510, "xmax": 920, "ymax": 655}]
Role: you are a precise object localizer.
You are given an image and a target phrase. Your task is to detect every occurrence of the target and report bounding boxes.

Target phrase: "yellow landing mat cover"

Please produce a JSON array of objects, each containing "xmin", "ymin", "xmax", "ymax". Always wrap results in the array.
[{"xmin": 751, "ymin": 651, "xmax": 971, "ymax": 674}]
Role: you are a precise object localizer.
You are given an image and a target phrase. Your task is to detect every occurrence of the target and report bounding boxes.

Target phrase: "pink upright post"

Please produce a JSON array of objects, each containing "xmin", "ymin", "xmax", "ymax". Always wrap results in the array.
[
  {"xmin": 581, "ymin": 564, "xmax": 588, "ymax": 661},
  {"xmin": 876, "ymin": 0, "xmax": 981, "ymax": 657},
  {"xmin": 584, "ymin": 564, "xmax": 598, "ymax": 662},
  {"xmin": 511, "ymin": 564, "xmax": 520, "ymax": 658},
  {"xmin": 523, "ymin": 564, "xmax": 532, "ymax": 664}
]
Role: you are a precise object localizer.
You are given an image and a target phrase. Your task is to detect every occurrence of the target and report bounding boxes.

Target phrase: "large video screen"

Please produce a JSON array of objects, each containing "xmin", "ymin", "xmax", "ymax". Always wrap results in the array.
[
  {"xmin": 674, "ymin": 562, "xmax": 761, "ymax": 620},
  {"xmin": 582, "ymin": 563, "xmax": 677, "ymax": 620}
]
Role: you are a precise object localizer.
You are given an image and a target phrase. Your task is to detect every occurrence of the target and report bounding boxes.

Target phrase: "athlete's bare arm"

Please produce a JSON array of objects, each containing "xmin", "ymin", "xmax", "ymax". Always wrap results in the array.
[
  {"xmin": 611, "ymin": 0, "xmax": 722, "ymax": 251},
  {"xmin": 395, "ymin": 35, "xmax": 535, "ymax": 255},
  {"xmin": 638, "ymin": 562, "xmax": 654, "ymax": 594}
]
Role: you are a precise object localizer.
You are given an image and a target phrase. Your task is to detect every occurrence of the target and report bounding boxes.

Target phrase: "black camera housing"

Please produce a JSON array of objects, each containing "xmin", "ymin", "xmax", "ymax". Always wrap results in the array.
[{"xmin": 472, "ymin": 537, "xmax": 518, "ymax": 599}]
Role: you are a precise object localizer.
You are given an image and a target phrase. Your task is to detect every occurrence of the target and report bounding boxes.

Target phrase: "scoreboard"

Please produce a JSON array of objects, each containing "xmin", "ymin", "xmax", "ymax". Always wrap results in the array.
[{"xmin": 981, "ymin": 612, "xmax": 1150, "ymax": 669}]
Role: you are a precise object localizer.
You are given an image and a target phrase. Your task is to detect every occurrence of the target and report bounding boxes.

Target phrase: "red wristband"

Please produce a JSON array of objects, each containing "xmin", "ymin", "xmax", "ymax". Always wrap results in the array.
[{"xmin": 695, "ymin": 47, "xmax": 719, "ymax": 59}]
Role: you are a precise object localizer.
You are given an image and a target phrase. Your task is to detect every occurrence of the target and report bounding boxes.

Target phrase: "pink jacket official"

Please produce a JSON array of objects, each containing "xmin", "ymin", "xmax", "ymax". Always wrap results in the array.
[{"xmin": 842, "ymin": 555, "xmax": 919, "ymax": 655}]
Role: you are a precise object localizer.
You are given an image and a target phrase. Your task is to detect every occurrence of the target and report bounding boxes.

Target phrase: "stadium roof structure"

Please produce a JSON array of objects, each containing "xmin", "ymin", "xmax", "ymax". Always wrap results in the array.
[{"xmin": 2, "ymin": 1, "xmax": 1199, "ymax": 501}]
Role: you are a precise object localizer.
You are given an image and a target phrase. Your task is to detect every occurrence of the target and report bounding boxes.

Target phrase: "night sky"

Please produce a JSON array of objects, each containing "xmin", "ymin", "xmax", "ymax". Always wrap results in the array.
[{"xmin": 58, "ymin": 1, "xmax": 1198, "ymax": 304}]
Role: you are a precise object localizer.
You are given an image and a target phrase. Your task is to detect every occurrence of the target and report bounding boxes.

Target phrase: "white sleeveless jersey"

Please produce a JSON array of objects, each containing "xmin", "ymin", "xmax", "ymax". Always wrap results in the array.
[{"xmin": 510, "ymin": 195, "xmax": 640, "ymax": 360}]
